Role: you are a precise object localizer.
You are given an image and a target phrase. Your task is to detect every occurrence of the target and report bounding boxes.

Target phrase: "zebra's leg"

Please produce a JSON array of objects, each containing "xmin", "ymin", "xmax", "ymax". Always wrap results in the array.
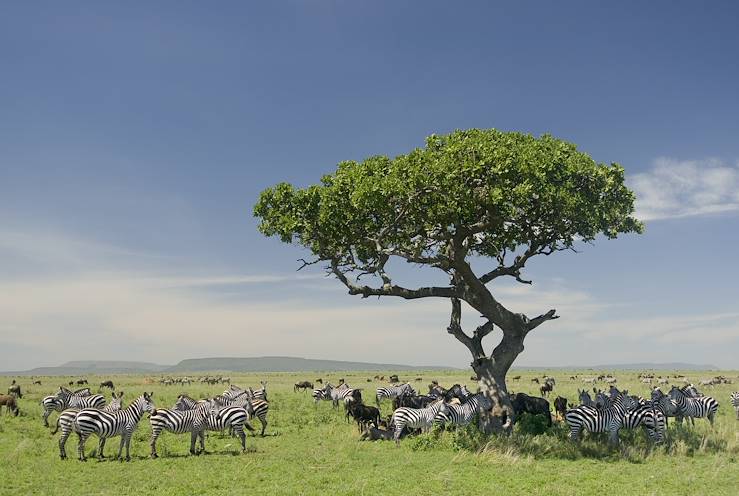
[
  {"xmin": 708, "ymin": 411, "xmax": 715, "ymax": 427},
  {"xmin": 116, "ymin": 435, "xmax": 125, "ymax": 461},
  {"xmin": 98, "ymin": 438, "xmax": 107, "ymax": 459},
  {"xmin": 189, "ymin": 431, "xmax": 198, "ymax": 455},
  {"xmin": 77, "ymin": 433, "xmax": 88, "ymax": 462},
  {"xmin": 199, "ymin": 431, "xmax": 206, "ymax": 453},
  {"xmin": 393, "ymin": 423, "xmax": 403, "ymax": 446},
  {"xmin": 59, "ymin": 427, "xmax": 69, "ymax": 460},
  {"xmin": 259, "ymin": 416, "xmax": 267, "ymax": 437},
  {"xmin": 43, "ymin": 409, "xmax": 50, "ymax": 427},
  {"xmin": 235, "ymin": 425, "xmax": 246, "ymax": 452},
  {"xmin": 150, "ymin": 428, "xmax": 160, "ymax": 458},
  {"xmin": 124, "ymin": 433, "xmax": 132, "ymax": 462}
]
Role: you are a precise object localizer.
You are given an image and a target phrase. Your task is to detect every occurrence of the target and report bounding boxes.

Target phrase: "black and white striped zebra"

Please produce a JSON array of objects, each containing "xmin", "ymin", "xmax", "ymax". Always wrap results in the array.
[
  {"xmin": 730, "ymin": 392, "xmax": 739, "ymax": 420},
  {"xmin": 215, "ymin": 390, "xmax": 269, "ymax": 436},
  {"xmin": 74, "ymin": 392, "xmax": 155, "ymax": 461},
  {"xmin": 434, "ymin": 393, "xmax": 492, "ymax": 429},
  {"xmin": 53, "ymin": 392, "xmax": 124, "ymax": 459},
  {"xmin": 149, "ymin": 400, "xmax": 217, "ymax": 458},
  {"xmin": 618, "ymin": 402, "xmax": 667, "ymax": 443},
  {"xmin": 42, "ymin": 388, "xmax": 104, "ymax": 427},
  {"xmin": 650, "ymin": 387, "xmax": 688, "ymax": 426},
  {"xmin": 177, "ymin": 393, "xmax": 260, "ymax": 443},
  {"xmin": 312, "ymin": 387, "xmax": 328, "ymax": 403},
  {"xmin": 324, "ymin": 383, "xmax": 357, "ymax": 408},
  {"xmin": 376, "ymin": 383, "xmax": 416, "ymax": 405},
  {"xmin": 391, "ymin": 398, "xmax": 447, "ymax": 445},
  {"xmin": 668, "ymin": 385, "xmax": 719, "ymax": 426},
  {"xmin": 565, "ymin": 390, "xmax": 636, "ymax": 445}
]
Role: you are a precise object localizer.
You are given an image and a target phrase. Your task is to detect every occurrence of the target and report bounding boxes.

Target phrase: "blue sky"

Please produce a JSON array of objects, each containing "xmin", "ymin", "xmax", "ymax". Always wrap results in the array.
[{"xmin": 1, "ymin": 2, "xmax": 738, "ymax": 370}]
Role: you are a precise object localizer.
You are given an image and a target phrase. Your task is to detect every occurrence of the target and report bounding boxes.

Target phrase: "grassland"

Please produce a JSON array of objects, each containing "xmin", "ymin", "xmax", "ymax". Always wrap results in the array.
[{"xmin": 1, "ymin": 370, "xmax": 737, "ymax": 495}]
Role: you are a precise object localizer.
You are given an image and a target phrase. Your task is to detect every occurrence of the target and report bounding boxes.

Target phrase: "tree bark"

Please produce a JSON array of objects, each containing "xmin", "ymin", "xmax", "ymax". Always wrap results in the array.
[{"xmin": 472, "ymin": 356, "xmax": 515, "ymax": 434}]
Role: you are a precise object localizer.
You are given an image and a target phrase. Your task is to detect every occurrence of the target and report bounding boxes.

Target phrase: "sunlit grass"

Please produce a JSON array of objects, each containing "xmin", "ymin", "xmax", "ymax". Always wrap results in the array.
[{"xmin": 1, "ymin": 369, "xmax": 737, "ymax": 495}]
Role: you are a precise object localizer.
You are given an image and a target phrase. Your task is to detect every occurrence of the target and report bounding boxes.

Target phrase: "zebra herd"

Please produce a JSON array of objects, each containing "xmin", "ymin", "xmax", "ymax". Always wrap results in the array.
[
  {"xmin": 311, "ymin": 381, "xmax": 495, "ymax": 444},
  {"xmin": 565, "ymin": 384, "xmax": 722, "ymax": 446},
  {"xmin": 41, "ymin": 382, "xmax": 270, "ymax": 461},
  {"xmin": 308, "ymin": 378, "xmax": 737, "ymax": 447}
]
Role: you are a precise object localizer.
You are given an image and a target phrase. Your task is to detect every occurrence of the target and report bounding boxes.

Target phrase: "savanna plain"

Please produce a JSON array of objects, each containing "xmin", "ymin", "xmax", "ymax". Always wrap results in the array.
[{"xmin": 1, "ymin": 370, "xmax": 737, "ymax": 496}]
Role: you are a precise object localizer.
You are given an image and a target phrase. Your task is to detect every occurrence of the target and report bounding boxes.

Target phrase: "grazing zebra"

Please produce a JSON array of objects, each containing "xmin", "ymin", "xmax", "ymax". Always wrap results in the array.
[
  {"xmin": 53, "ymin": 392, "xmax": 124, "ymax": 459},
  {"xmin": 668, "ymin": 386, "xmax": 719, "ymax": 426},
  {"xmin": 74, "ymin": 392, "xmax": 155, "ymax": 461},
  {"xmin": 730, "ymin": 392, "xmax": 739, "ymax": 420},
  {"xmin": 149, "ymin": 400, "xmax": 218, "ymax": 458},
  {"xmin": 376, "ymin": 383, "xmax": 416, "ymax": 405},
  {"xmin": 565, "ymin": 390, "xmax": 636, "ymax": 445},
  {"xmin": 434, "ymin": 393, "xmax": 492, "ymax": 428},
  {"xmin": 391, "ymin": 398, "xmax": 447, "ymax": 445}
]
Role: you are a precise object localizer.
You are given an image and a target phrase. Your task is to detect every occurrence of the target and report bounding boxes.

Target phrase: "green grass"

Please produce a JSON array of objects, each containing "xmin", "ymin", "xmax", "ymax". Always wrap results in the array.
[{"xmin": 1, "ymin": 370, "xmax": 737, "ymax": 495}]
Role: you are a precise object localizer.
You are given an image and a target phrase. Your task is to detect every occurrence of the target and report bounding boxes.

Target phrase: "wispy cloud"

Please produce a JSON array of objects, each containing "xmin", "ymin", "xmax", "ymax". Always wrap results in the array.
[{"xmin": 631, "ymin": 157, "xmax": 739, "ymax": 221}]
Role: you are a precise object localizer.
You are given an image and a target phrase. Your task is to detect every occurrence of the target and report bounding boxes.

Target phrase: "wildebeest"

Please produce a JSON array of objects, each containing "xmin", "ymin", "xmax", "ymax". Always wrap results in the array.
[
  {"xmin": 540, "ymin": 382, "xmax": 554, "ymax": 397},
  {"xmin": 76, "ymin": 379, "xmax": 88, "ymax": 385},
  {"xmin": 0, "ymin": 394, "xmax": 19, "ymax": 416},
  {"xmin": 100, "ymin": 380, "xmax": 115, "ymax": 390},
  {"xmin": 510, "ymin": 392, "xmax": 552, "ymax": 427},
  {"xmin": 315, "ymin": 378, "xmax": 323, "ymax": 384},
  {"xmin": 531, "ymin": 378, "xmax": 540, "ymax": 384},
  {"xmin": 7, "ymin": 384, "xmax": 22, "ymax": 399},
  {"xmin": 294, "ymin": 381, "xmax": 313, "ymax": 392},
  {"xmin": 345, "ymin": 402, "xmax": 381, "ymax": 431},
  {"xmin": 389, "ymin": 375, "xmax": 399, "ymax": 384},
  {"xmin": 553, "ymin": 396, "xmax": 568, "ymax": 421},
  {"xmin": 512, "ymin": 375, "xmax": 521, "ymax": 382},
  {"xmin": 33, "ymin": 380, "xmax": 42, "ymax": 385}
]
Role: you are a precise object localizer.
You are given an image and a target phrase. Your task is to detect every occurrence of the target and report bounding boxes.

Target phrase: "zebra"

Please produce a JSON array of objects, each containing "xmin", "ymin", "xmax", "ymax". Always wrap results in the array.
[
  {"xmin": 650, "ymin": 387, "xmax": 688, "ymax": 426},
  {"xmin": 149, "ymin": 400, "xmax": 218, "ymax": 458},
  {"xmin": 225, "ymin": 381, "xmax": 268, "ymax": 401},
  {"xmin": 376, "ymin": 383, "xmax": 416, "ymax": 405},
  {"xmin": 177, "ymin": 393, "xmax": 260, "ymax": 443},
  {"xmin": 565, "ymin": 390, "xmax": 636, "ymax": 445},
  {"xmin": 74, "ymin": 392, "xmax": 155, "ymax": 461},
  {"xmin": 668, "ymin": 385, "xmax": 719, "ymax": 426},
  {"xmin": 319, "ymin": 383, "xmax": 356, "ymax": 408},
  {"xmin": 577, "ymin": 389, "xmax": 594, "ymax": 408},
  {"xmin": 434, "ymin": 393, "xmax": 492, "ymax": 428},
  {"xmin": 312, "ymin": 387, "xmax": 329, "ymax": 404},
  {"xmin": 730, "ymin": 392, "xmax": 739, "ymax": 420},
  {"xmin": 42, "ymin": 388, "xmax": 104, "ymax": 427},
  {"xmin": 617, "ymin": 402, "xmax": 667, "ymax": 443},
  {"xmin": 53, "ymin": 392, "xmax": 124, "ymax": 460},
  {"xmin": 216, "ymin": 390, "xmax": 270, "ymax": 436},
  {"xmin": 391, "ymin": 398, "xmax": 447, "ymax": 445}
]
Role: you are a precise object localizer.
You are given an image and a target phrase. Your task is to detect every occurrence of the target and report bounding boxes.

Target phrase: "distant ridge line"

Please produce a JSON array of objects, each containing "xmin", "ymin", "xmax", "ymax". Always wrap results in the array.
[{"xmin": 0, "ymin": 356, "xmax": 454, "ymax": 376}]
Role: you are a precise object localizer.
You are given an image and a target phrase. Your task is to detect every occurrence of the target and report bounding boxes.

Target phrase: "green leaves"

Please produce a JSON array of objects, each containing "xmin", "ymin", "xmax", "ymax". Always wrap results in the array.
[{"xmin": 253, "ymin": 129, "xmax": 643, "ymax": 271}]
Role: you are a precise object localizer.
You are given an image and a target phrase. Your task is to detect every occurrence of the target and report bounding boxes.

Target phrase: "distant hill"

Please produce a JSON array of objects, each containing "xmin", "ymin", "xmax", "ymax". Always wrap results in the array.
[
  {"xmin": 514, "ymin": 362, "xmax": 719, "ymax": 371},
  {"xmin": 166, "ymin": 356, "xmax": 450, "ymax": 373},
  {"xmin": 0, "ymin": 356, "xmax": 451, "ymax": 376}
]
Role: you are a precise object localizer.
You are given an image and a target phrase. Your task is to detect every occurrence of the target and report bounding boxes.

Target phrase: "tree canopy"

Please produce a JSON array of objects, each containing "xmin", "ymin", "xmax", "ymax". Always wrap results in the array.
[{"xmin": 254, "ymin": 129, "xmax": 642, "ymax": 303}]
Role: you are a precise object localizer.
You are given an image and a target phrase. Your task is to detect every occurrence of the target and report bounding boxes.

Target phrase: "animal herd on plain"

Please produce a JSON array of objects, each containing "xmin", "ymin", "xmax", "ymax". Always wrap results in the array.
[{"xmin": 1, "ymin": 373, "xmax": 738, "ymax": 461}]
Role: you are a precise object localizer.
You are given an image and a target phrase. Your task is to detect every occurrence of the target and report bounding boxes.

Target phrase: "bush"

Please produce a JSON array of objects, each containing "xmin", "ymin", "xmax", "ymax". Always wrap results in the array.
[{"xmin": 514, "ymin": 413, "xmax": 550, "ymax": 436}]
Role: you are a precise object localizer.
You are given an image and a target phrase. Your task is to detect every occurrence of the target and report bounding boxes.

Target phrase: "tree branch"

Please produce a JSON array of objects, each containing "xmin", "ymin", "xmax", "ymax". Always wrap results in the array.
[
  {"xmin": 330, "ymin": 258, "xmax": 457, "ymax": 300},
  {"xmin": 524, "ymin": 309, "xmax": 559, "ymax": 331}
]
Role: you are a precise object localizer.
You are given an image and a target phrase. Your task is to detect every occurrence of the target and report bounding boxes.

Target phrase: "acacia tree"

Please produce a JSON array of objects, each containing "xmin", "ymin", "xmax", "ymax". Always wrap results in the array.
[{"xmin": 254, "ymin": 129, "xmax": 643, "ymax": 433}]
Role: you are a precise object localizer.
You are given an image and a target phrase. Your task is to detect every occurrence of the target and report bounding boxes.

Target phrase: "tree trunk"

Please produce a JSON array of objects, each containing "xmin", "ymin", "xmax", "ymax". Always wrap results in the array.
[{"xmin": 472, "ymin": 357, "xmax": 514, "ymax": 435}]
